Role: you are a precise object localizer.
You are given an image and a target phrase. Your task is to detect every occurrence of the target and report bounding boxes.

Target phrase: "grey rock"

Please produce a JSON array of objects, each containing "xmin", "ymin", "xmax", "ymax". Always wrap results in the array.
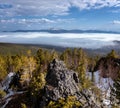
[
  {"xmin": 40, "ymin": 59, "xmax": 101, "ymax": 108},
  {"xmin": 45, "ymin": 59, "xmax": 79, "ymax": 100}
]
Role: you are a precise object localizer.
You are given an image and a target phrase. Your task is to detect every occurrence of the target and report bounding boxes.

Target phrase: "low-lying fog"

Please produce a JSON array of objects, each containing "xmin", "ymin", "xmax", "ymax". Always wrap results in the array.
[{"xmin": 0, "ymin": 32, "xmax": 120, "ymax": 49}]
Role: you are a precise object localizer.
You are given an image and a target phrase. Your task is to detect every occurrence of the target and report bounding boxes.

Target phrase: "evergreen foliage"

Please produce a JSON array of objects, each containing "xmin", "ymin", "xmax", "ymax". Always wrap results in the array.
[
  {"xmin": 107, "ymin": 50, "xmax": 118, "ymax": 58},
  {"xmin": 47, "ymin": 96, "xmax": 81, "ymax": 108},
  {"xmin": 30, "ymin": 72, "xmax": 46, "ymax": 96},
  {"xmin": 0, "ymin": 89, "xmax": 6, "ymax": 99},
  {"xmin": 0, "ymin": 55, "xmax": 7, "ymax": 81},
  {"xmin": 0, "ymin": 46, "xmax": 120, "ymax": 107}
]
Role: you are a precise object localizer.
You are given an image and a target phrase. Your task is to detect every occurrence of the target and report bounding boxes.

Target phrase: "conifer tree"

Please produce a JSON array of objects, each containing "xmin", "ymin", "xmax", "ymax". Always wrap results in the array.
[
  {"xmin": 107, "ymin": 49, "xmax": 118, "ymax": 58},
  {"xmin": 30, "ymin": 72, "xmax": 46, "ymax": 96},
  {"xmin": 0, "ymin": 55, "xmax": 7, "ymax": 81}
]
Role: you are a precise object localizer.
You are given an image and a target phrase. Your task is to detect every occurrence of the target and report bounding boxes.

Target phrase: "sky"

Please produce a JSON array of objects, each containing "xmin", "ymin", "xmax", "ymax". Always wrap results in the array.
[{"xmin": 0, "ymin": 0, "xmax": 120, "ymax": 31}]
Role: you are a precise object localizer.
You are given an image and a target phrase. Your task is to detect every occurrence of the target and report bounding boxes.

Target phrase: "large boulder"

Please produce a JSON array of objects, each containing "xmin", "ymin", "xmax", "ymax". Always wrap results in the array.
[
  {"xmin": 45, "ymin": 59, "xmax": 79, "ymax": 101},
  {"xmin": 40, "ymin": 59, "xmax": 101, "ymax": 108},
  {"xmin": 1, "ymin": 72, "xmax": 21, "ymax": 93}
]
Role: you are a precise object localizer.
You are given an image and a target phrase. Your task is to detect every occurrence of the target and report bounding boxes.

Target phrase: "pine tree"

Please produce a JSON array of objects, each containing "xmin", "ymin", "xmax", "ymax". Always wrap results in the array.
[
  {"xmin": 30, "ymin": 72, "xmax": 46, "ymax": 96},
  {"xmin": 36, "ymin": 48, "xmax": 45, "ymax": 65},
  {"xmin": 107, "ymin": 50, "xmax": 118, "ymax": 58},
  {"xmin": 11, "ymin": 54, "xmax": 22, "ymax": 72},
  {"xmin": 0, "ymin": 55, "xmax": 7, "ymax": 81},
  {"xmin": 75, "ymin": 48, "xmax": 91, "ymax": 89},
  {"xmin": 6, "ymin": 54, "xmax": 13, "ymax": 72}
]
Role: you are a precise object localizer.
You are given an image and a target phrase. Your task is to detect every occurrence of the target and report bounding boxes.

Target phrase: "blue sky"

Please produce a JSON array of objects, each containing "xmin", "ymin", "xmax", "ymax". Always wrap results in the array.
[{"xmin": 0, "ymin": 0, "xmax": 120, "ymax": 31}]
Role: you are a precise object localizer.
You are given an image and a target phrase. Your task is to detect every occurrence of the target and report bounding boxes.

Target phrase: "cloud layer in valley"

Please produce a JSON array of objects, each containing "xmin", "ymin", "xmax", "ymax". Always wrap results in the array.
[{"xmin": 0, "ymin": 32, "xmax": 119, "ymax": 49}]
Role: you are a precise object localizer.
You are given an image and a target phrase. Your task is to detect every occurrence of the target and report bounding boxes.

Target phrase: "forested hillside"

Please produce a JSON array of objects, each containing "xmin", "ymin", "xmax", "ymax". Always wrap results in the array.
[
  {"xmin": 0, "ymin": 43, "xmax": 66, "ymax": 55},
  {"xmin": 0, "ymin": 45, "xmax": 120, "ymax": 108}
]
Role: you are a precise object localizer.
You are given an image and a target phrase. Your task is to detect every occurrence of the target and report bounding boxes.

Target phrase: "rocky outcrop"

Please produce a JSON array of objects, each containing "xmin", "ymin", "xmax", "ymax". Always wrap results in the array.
[
  {"xmin": 0, "ymin": 72, "xmax": 27, "ymax": 108},
  {"xmin": 40, "ymin": 59, "xmax": 101, "ymax": 108},
  {"xmin": 1, "ymin": 72, "xmax": 21, "ymax": 93},
  {"xmin": 45, "ymin": 59, "xmax": 79, "ymax": 100},
  {"xmin": 1, "ymin": 59, "xmax": 109, "ymax": 108}
]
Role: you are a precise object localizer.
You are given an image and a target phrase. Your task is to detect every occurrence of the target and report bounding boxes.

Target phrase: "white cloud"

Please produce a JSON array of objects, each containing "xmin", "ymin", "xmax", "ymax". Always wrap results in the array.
[
  {"xmin": 113, "ymin": 20, "xmax": 120, "ymax": 24},
  {"xmin": 10, "ymin": 32, "xmax": 120, "ymax": 42},
  {"xmin": 0, "ymin": 35, "xmax": 7, "ymax": 38},
  {"xmin": 0, "ymin": 0, "xmax": 120, "ymax": 31},
  {"xmin": 0, "ymin": 32, "xmax": 119, "ymax": 48},
  {"xmin": 110, "ymin": 9, "xmax": 120, "ymax": 13},
  {"xmin": 70, "ymin": 0, "xmax": 120, "ymax": 10},
  {"xmin": 0, "ymin": 18, "xmax": 55, "ymax": 24},
  {"xmin": 1, "ymin": 0, "xmax": 120, "ymax": 17},
  {"xmin": 0, "ymin": 18, "xmax": 74, "ymax": 25},
  {"xmin": 0, "ymin": 0, "xmax": 70, "ymax": 17}
]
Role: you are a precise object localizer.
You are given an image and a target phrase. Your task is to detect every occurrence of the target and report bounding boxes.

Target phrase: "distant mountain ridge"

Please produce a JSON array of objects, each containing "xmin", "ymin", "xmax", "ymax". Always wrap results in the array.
[{"xmin": 3, "ymin": 29, "xmax": 120, "ymax": 34}]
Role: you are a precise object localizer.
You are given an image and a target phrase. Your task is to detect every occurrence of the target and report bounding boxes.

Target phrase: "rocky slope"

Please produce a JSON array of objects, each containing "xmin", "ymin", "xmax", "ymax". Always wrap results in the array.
[
  {"xmin": 39, "ymin": 59, "xmax": 102, "ymax": 108},
  {"xmin": 1, "ymin": 59, "xmax": 117, "ymax": 108}
]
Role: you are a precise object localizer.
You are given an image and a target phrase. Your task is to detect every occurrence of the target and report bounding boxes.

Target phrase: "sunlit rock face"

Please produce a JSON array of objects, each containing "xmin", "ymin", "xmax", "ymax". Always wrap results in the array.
[
  {"xmin": 0, "ymin": 72, "xmax": 27, "ymax": 108},
  {"xmin": 1, "ymin": 72, "xmax": 15, "ymax": 92},
  {"xmin": 45, "ymin": 59, "xmax": 80, "ymax": 100},
  {"xmin": 40, "ymin": 59, "xmax": 101, "ymax": 108}
]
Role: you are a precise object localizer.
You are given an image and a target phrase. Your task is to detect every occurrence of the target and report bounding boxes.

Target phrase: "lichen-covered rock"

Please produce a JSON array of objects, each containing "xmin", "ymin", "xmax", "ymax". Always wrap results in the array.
[
  {"xmin": 40, "ymin": 59, "xmax": 101, "ymax": 108},
  {"xmin": 45, "ymin": 59, "xmax": 79, "ymax": 101}
]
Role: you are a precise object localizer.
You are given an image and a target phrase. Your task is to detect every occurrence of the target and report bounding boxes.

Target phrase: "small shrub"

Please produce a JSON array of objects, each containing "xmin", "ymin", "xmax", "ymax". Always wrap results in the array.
[
  {"xmin": 21, "ymin": 103, "xmax": 27, "ymax": 108},
  {"xmin": 0, "ymin": 89, "xmax": 6, "ymax": 99}
]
